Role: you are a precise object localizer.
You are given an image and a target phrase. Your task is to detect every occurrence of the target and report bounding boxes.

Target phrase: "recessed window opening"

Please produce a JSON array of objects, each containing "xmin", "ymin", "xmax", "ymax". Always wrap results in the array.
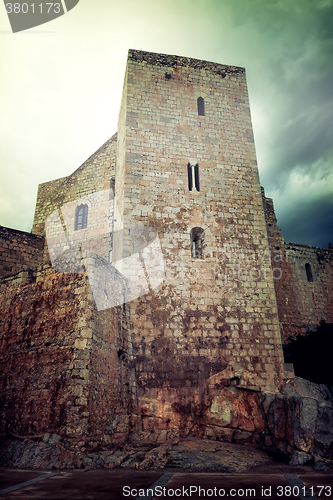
[
  {"xmin": 187, "ymin": 163, "xmax": 200, "ymax": 191},
  {"xmin": 190, "ymin": 227, "xmax": 204, "ymax": 259},
  {"xmin": 75, "ymin": 204, "xmax": 88, "ymax": 231},
  {"xmin": 305, "ymin": 263, "xmax": 313, "ymax": 282},
  {"xmin": 194, "ymin": 163, "xmax": 200, "ymax": 191},
  {"xmin": 110, "ymin": 177, "xmax": 115, "ymax": 195},
  {"xmin": 187, "ymin": 162, "xmax": 193, "ymax": 191},
  {"xmin": 197, "ymin": 97, "xmax": 205, "ymax": 116}
]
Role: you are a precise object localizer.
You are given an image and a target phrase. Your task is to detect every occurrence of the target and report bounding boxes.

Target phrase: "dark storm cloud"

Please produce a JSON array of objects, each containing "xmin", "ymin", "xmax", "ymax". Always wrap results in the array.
[
  {"xmin": 1, "ymin": 0, "xmax": 332, "ymax": 247},
  {"xmin": 266, "ymin": 50, "xmax": 333, "ymax": 181},
  {"xmin": 237, "ymin": 0, "xmax": 333, "ymax": 174},
  {"xmin": 282, "ymin": 195, "xmax": 333, "ymax": 248},
  {"xmin": 225, "ymin": 0, "xmax": 333, "ymax": 246}
]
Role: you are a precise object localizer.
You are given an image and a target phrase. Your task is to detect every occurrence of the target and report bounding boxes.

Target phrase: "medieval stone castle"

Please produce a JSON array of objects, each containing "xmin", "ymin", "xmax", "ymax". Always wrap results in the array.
[{"xmin": 1, "ymin": 50, "xmax": 333, "ymax": 452}]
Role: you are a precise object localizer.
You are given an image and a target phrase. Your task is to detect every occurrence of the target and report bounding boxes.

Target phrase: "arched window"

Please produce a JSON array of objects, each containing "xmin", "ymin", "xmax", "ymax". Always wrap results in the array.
[
  {"xmin": 190, "ymin": 227, "xmax": 204, "ymax": 258},
  {"xmin": 197, "ymin": 97, "xmax": 205, "ymax": 116},
  {"xmin": 305, "ymin": 263, "xmax": 313, "ymax": 282},
  {"xmin": 75, "ymin": 204, "xmax": 88, "ymax": 231}
]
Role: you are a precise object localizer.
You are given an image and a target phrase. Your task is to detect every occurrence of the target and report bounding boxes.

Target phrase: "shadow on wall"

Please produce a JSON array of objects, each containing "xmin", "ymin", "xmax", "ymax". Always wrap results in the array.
[{"xmin": 283, "ymin": 321, "xmax": 333, "ymax": 390}]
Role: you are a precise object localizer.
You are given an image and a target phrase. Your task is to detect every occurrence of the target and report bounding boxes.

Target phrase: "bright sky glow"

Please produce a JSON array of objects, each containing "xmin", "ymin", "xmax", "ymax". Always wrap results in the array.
[{"xmin": 0, "ymin": 0, "xmax": 332, "ymax": 247}]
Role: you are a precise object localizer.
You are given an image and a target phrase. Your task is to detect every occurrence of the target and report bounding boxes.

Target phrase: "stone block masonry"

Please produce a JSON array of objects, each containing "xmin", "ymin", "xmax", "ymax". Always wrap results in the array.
[
  {"xmin": 0, "ymin": 225, "xmax": 44, "ymax": 278},
  {"xmin": 275, "ymin": 243, "xmax": 333, "ymax": 341},
  {"xmin": 115, "ymin": 49, "xmax": 285, "ymax": 430},
  {"xmin": 1, "ymin": 50, "xmax": 332, "ymax": 456},
  {"xmin": 111, "ymin": 50, "xmax": 283, "ymax": 435},
  {"xmin": 262, "ymin": 188, "xmax": 333, "ymax": 342},
  {"xmin": 32, "ymin": 134, "xmax": 117, "ymax": 263},
  {"xmin": 0, "ymin": 264, "xmax": 130, "ymax": 444}
]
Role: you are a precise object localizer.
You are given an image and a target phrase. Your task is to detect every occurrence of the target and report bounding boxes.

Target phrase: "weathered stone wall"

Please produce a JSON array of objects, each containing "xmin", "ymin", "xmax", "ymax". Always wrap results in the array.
[
  {"xmin": 280, "ymin": 243, "xmax": 333, "ymax": 339},
  {"xmin": 0, "ymin": 266, "xmax": 88, "ymax": 438},
  {"xmin": 86, "ymin": 264, "xmax": 132, "ymax": 445},
  {"xmin": 114, "ymin": 69, "xmax": 127, "ymax": 226},
  {"xmin": 0, "ymin": 263, "xmax": 129, "ymax": 443},
  {"xmin": 32, "ymin": 134, "xmax": 117, "ymax": 263},
  {"xmin": 8, "ymin": 51, "xmax": 331, "ymax": 424},
  {"xmin": 262, "ymin": 189, "xmax": 333, "ymax": 342},
  {"xmin": 116, "ymin": 49, "xmax": 285, "ymax": 426},
  {"xmin": 0, "ymin": 225, "xmax": 44, "ymax": 278},
  {"xmin": 201, "ymin": 377, "xmax": 333, "ymax": 461},
  {"xmin": 45, "ymin": 189, "xmax": 115, "ymax": 278},
  {"xmin": 2, "ymin": 50, "xmax": 333, "ymax": 460},
  {"xmin": 2, "ymin": 376, "xmax": 333, "ymax": 469}
]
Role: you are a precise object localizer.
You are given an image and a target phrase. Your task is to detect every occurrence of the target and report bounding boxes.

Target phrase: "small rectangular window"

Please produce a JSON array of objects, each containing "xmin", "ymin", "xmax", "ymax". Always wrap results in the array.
[
  {"xmin": 187, "ymin": 163, "xmax": 193, "ymax": 191},
  {"xmin": 191, "ymin": 227, "xmax": 204, "ymax": 258},
  {"xmin": 187, "ymin": 163, "xmax": 200, "ymax": 192},
  {"xmin": 194, "ymin": 164, "xmax": 200, "ymax": 191}
]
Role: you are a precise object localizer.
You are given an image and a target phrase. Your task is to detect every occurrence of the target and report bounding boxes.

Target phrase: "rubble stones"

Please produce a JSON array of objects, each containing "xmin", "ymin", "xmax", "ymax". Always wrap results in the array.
[
  {"xmin": 314, "ymin": 456, "xmax": 333, "ymax": 472},
  {"xmin": 261, "ymin": 190, "xmax": 333, "ymax": 343},
  {"xmin": 289, "ymin": 451, "xmax": 312, "ymax": 465},
  {"xmin": 263, "ymin": 378, "xmax": 333, "ymax": 460},
  {"xmin": 0, "ymin": 437, "xmax": 274, "ymax": 472}
]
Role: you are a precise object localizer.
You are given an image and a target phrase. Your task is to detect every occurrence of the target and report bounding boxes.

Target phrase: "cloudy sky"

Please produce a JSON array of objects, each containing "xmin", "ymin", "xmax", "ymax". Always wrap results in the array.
[{"xmin": 0, "ymin": 0, "xmax": 332, "ymax": 248}]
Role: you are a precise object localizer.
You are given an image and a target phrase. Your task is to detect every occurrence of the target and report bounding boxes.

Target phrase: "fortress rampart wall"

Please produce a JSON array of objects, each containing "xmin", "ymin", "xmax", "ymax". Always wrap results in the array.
[
  {"xmin": 0, "ymin": 264, "xmax": 130, "ymax": 443},
  {"xmin": 32, "ymin": 134, "xmax": 117, "ymax": 239},
  {"xmin": 0, "ymin": 225, "xmax": 44, "ymax": 279},
  {"xmin": 0, "ymin": 51, "xmax": 332, "ymax": 450},
  {"xmin": 262, "ymin": 189, "xmax": 333, "ymax": 341}
]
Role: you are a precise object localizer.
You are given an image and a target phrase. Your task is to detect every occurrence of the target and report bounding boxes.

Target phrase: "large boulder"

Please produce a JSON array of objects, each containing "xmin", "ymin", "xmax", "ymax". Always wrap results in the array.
[
  {"xmin": 263, "ymin": 377, "xmax": 333, "ymax": 459},
  {"xmin": 202, "ymin": 377, "xmax": 333, "ymax": 462},
  {"xmin": 281, "ymin": 377, "xmax": 332, "ymax": 400},
  {"xmin": 206, "ymin": 386, "xmax": 265, "ymax": 433}
]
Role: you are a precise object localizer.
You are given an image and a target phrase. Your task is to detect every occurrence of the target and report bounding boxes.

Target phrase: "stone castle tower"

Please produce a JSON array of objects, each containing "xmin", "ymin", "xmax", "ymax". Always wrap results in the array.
[
  {"xmin": 115, "ymin": 50, "xmax": 285, "ymax": 399},
  {"xmin": 1, "ymin": 50, "xmax": 332, "ymax": 446}
]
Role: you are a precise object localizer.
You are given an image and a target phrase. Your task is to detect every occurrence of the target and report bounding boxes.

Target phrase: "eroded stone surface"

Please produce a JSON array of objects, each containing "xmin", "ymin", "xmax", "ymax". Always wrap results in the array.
[{"xmin": 0, "ymin": 436, "xmax": 274, "ymax": 472}]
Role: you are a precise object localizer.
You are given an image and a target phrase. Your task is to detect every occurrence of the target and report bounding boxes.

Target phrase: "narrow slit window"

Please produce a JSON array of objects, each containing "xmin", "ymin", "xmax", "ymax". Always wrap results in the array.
[
  {"xmin": 187, "ymin": 162, "xmax": 193, "ymax": 191},
  {"xmin": 197, "ymin": 97, "xmax": 205, "ymax": 116},
  {"xmin": 75, "ymin": 204, "xmax": 88, "ymax": 231},
  {"xmin": 187, "ymin": 163, "xmax": 200, "ymax": 192},
  {"xmin": 305, "ymin": 263, "xmax": 313, "ymax": 282},
  {"xmin": 194, "ymin": 163, "xmax": 200, "ymax": 191},
  {"xmin": 190, "ymin": 227, "xmax": 204, "ymax": 259}
]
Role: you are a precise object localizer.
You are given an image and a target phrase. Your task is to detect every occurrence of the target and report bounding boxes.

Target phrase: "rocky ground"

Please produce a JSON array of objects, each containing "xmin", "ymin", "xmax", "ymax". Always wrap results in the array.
[
  {"xmin": 1, "ymin": 436, "xmax": 333, "ymax": 474},
  {"xmin": 1, "ymin": 378, "xmax": 333, "ymax": 474}
]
